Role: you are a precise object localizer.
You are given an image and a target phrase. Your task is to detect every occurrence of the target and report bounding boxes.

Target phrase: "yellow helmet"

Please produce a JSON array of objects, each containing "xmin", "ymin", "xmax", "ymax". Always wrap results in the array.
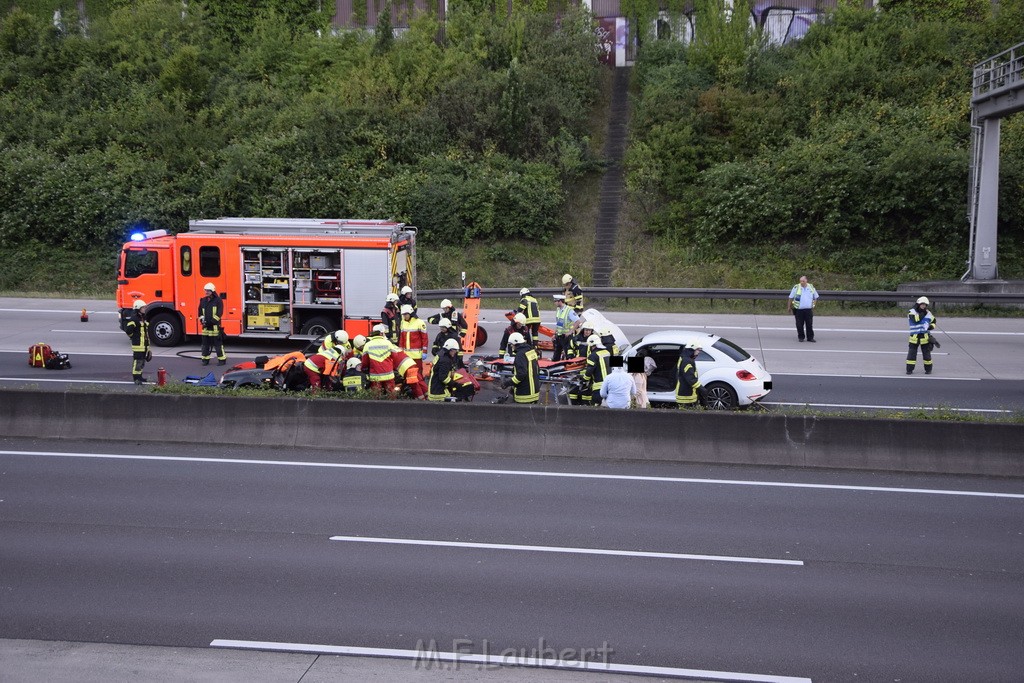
[{"xmin": 562, "ymin": 274, "xmax": 572, "ymax": 285}]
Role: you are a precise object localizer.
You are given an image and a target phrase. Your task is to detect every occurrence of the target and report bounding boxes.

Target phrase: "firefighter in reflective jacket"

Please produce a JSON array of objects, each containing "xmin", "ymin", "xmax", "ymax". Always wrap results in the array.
[
  {"xmin": 125, "ymin": 299, "xmax": 150, "ymax": 384},
  {"xmin": 579, "ymin": 335, "xmax": 610, "ymax": 406},
  {"xmin": 427, "ymin": 299, "xmax": 467, "ymax": 335},
  {"xmin": 499, "ymin": 312, "xmax": 534, "ymax": 357},
  {"xmin": 351, "ymin": 335, "xmax": 366, "ymax": 358},
  {"xmin": 567, "ymin": 323, "xmax": 595, "ymax": 360},
  {"xmin": 399, "ymin": 304, "xmax": 428, "ymax": 373},
  {"xmin": 341, "ymin": 357, "xmax": 367, "ymax": 392},
  {"xmin": 199, "ymin": 282, "xmax": 226, "ymax": 365},
  {"xmin": 562, "ymin": 274, "xmax": 584, "ymax": 314},
  {"xmin": 517, "ymin": 287, "xmax": 541, "ymax": 343},
  {"xmin": 428, "ymin": 339, "xmax": 461, "ymax": 401},
  {"xmin": 508, "ymin": 333, "xmax": 540, "ymax": 404},
  {"xmin": 361, "ymin": 324, "xmax": 399, "ymax": 394},
  {"xmin": 392, "ymin": 349, "xmax": 427, "ymax": 399},
  {"xmin": 907, "ymin": 296, "xmax": 937, "ymax": 375},
  {"xmin": 450, "ymin": 368, "xmax": 480, "ymax": 402},
  {"xmin": 381, "ymin": 293, "xmax": 400, "ymax": 344},
  {"xmin": 319, "ymin": 330, "xmax": 352, "ymax": 360},
  {"xmin": 431, "ymin": 318, "xmax": 464, "ymax": 365},
  {"xmin": 304, "ymin": 346, "xmax": 342, "ymax": 392},
  {"xmin": 675, "ymin": 343, "xmax": 703, "ymax": 408},
  {"xmin": 398, "ymin": 285, "xmax": 417, "ymax": 316}
]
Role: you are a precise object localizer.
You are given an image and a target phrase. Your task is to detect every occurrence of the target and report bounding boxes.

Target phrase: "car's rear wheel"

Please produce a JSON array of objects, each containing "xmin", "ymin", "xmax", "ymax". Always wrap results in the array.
[{"xmin": 703, "ymin": 381, "xmax": 739, "ymax": 410}]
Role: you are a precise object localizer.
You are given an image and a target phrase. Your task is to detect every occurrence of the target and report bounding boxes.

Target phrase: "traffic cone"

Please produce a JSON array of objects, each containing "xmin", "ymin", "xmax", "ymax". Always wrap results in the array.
[{"xmin": 80, "ymin": 308, "xmax": 89, "ymax": 322}]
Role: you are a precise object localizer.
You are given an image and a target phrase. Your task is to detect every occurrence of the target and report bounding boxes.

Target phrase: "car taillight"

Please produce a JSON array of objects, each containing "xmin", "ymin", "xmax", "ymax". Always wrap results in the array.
[{"xmin": 736, "ymin": 369, "xmax": 757, "ymax": 381}]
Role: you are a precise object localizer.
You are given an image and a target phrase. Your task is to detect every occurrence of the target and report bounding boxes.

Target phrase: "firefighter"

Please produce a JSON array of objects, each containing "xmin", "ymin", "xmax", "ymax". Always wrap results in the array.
[
  {"xmin": 381, "ymin": 293, "xmax": 400, "ymax": 344},
  {"xmin": 568, "ymin": 323, "xmax": 595, "ymax": 360},
  {"xmin": 552, "ymin": 294, "xmax": 579, "ymax": 362},
  {"xmin": 427, "ymin": 298, "xmax": 467, "ymax": 334},
  {"xmin": 340, "ymin": 356, "xmax": 367, "ymax": 393},
  {"xmin": 517, "ymin": 287, "xmax": 541, "ymax": 344},
  {"xmin": 399, "ymin": 304, "xmax": 428, "ymax": 373},
  {"xmin": 562, "ymin": 274, "xmax": 584, "ymax": 314},
  {"xmin": 199, "ymin": 282, "xmax": 227, "ymax": 365},
  {"xmin": 392, "ymin": 349, "xmax": 427, "ymax": 399},
  {"xmin": 507, "ymin": 332, "xmax": 540, "ymax": 404},
  {"xmin": 599, "ymin": 326, "xmax": 619, "ymax": 355},
  {"xmin": 304, "ymin": 346, "xmax": 342, "ymax": 393},
  {"xmin": 351, "ymin": 334, "xmax": 367, "ymax": 357},
  {"xmin": 361, "ymin": 324, "xmax": 398, "ymax": 394},
  {"xmin": 398, "ymin": 285, "xmax": 417, "ymax": 315},
  {"xmin": 431, "ymin": 318, "xmax": 464, "ymax": 365},
  {"xmin": 428, "ymin": 338, "xmax": 461, "ymax": 401},
  {"xmin": 675, "ymin": 343, "xmax": 703, "ymax": 409},
  {"xmin": 579, "ymin": 334, "xmax": 611, "ymax": 406},
  {"xmin": 319, "ymin": 330, "xmax": 351, "ymax": 359},
  {"xmin": 450, "ymin": 367, "xmax": 480, "ymax": 402},
  {"xmin": 499, "ymin": 312, "xmax": 534, "ymax": 358},
  {"xmin": 125, "ymin": 299, "xmax": 150, "ymax": 385},
  {"xmin": 907, "ymin": 296, "xmax": 938, "ymax": 375}
]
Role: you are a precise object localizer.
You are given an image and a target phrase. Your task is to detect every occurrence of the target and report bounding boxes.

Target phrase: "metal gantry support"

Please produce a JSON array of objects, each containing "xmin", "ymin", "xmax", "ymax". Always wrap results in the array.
[{"xmin": 966, "ymin": 41, "xmax": 1024, "ymax": 281}]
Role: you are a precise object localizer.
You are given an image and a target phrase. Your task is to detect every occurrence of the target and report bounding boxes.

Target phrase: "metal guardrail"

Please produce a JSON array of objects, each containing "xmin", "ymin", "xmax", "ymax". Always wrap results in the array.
[{"xmin": 417, "ymin": 287, "xmax": 1024, "ymax": 305}]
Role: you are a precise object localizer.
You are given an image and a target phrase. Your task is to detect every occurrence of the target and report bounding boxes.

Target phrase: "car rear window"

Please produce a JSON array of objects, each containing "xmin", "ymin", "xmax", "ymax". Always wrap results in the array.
[{"xmin": 713, "ymin": 338, "xmax": 750, "ymax": 362}]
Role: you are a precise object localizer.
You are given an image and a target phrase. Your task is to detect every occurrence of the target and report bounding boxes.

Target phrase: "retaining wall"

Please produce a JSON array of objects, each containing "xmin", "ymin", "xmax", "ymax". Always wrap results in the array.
[{"xmin": 2, "ymin": 390, "xmax": 1020, "ymax": 477}]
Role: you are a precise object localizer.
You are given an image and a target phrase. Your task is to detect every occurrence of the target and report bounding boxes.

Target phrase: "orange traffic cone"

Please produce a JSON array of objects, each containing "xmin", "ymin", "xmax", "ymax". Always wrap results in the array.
[{"xmin": 80, "ymin": 308, "xmax": 89, "ymax": 322}]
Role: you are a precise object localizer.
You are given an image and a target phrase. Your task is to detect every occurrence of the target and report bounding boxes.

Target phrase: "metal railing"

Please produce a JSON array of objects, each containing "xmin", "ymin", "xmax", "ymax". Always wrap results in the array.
[
  {"xmin": 973, "ymin": 40, "xmax": 1024, "ymax": 103},
  {"xmin": 417, "ymin": 287, "xmax": 1024, "ymax": 305}
]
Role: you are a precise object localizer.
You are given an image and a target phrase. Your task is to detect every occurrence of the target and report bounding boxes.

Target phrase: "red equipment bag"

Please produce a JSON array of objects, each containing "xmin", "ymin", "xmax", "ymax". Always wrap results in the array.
[{"xmin": 29, "ymin": 343, "xmax": 54, "ymax": 368}]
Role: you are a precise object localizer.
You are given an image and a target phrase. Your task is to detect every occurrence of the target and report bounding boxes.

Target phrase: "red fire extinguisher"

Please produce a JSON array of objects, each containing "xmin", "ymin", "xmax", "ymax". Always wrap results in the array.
[{"xmin": 157, "ymin": 367, "xmax": 167, "ymax": 386}]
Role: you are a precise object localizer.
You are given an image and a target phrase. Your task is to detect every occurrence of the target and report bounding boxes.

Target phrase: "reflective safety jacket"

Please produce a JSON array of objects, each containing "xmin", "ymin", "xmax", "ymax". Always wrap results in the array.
[
  {"xmin": 427, "ymin": 310, "xmax": 468, "ymax": 333},
  {"xmin": 431, "ymin": 328, "xmax": 463, "ymax": 361},
  {"xmin": 400, "ymin": 317, "xmax": 428, "ymax": 360},
  {"xmin": 381, "ymin": 304, "xmax": 398, "ymax": 343},
  {"xmin": 198, "ymin": 294, "xmax": 223, "ymax": 335},
  {"xmin": 398, "ymin": 293, "xmax": 417, "ymax": 315},
  {"xmin": 341, "ymin": 368, "xmax": 366, "ymax": 392},
  {"xmin": 304, "ymin": 347, "xmax": 342, "ymax": 376},
  {"xmin": 908, "ymin": 308, "xmax": 937, "ymax": 344},
  {"xmin": 428, "ymin": 354, "xmax": 456, "ymax": 401},
  {"xmin": 125, "ymin": 312, "xmax": 150, "ymax": 352},
  {"xmin": 581, "ymin": 347, "xmax": 611, "ymax": 391},
  {"xmin": 675, "ymin": 353, "xmax": 702, "ymax": 405},
  {"xmin": 518, "ymin": 295, "xmax": 541, "ymax": 326},
  {"xmin": 512, "ymin": 347, "xmax": 540, "ymax": 403},
  {"xmin": 361, "ymin": 336, "xmax": 399, "ymax": 381},
  {"xmin": 554, "ymin": 305, "xmax": 579, "ymax": 336},
  {"xmin": 563, "ymin": 281, "xmax": 584, "ymax": 313}
]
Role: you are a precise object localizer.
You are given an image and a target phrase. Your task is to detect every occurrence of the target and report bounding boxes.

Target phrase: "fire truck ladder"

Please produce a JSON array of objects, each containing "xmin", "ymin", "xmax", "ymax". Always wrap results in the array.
[
  {"xmin": 187, "ymin": 217, "xmax": 415, "ymax": 238},
  {"xmin": 965, "ymin": 40, "xmax": 1024, "ymax": 281}
]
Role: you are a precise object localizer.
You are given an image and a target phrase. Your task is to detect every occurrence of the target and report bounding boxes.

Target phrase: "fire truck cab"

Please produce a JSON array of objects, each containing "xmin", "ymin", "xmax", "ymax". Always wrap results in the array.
[{"xmin": 116, "ymin": 217, "xmax": 416, "ymax": 347}]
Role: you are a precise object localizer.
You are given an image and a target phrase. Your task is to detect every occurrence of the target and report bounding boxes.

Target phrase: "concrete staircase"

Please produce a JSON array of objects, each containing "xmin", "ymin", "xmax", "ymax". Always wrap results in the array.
[{"xmin": 592, "ymin": 67, "xmax": 631, "ymax": 288}]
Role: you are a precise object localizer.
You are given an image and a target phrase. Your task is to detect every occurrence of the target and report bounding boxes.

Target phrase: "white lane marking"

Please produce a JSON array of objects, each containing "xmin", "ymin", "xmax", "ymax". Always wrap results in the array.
[
  {"xmin": 0, "ymin": 308, "xmax": 117, "ymax": 315},
  {"xmin": 616, "ymin": 323, "xmax": 1024, "ymax": 336},
  {"xmin": 771, "ymin": 372, "xmax": 981, "ymax": 381},
  {"xmin": 761, "ymin": 348, "xmax": 947, "ymax": 355},
  {"xmin": 209, "ymin": 639, "xmax": 812, "ymax": 683},
  {"xmin": 0, "ymin": 377, "xmax": 135, "ymax": 385},
  {"xmin": 3, "ymin": 450, "xmax": 1022, "ymax": 499},
  {"xmin": 329, "ymin": 535, "xmax": 802, "ymax": 566},
  {"xmin": 49, "ymin": 329, "xmax": 124, "ymax": 334},
  {"xmin": 764, "ymin": 401, "xmax": 1015, "ymax": 414}
]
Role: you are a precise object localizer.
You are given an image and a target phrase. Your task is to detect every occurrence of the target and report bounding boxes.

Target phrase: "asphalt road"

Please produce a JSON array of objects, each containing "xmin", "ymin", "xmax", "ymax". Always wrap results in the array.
[
  {"xmin": 1, "ymin": 439, "xmax": 1022, "ymax": 682},
  {"xmin": 1, "ymin": 297, "xmax": 1022, "ymax": 413}
]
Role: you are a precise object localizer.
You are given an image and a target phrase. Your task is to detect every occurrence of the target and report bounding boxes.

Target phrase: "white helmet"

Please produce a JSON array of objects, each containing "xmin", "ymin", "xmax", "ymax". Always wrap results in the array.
[
  {"xmin": 513, "ymin": 312, "xmax": 527, "ymax": 325},
  {"xmin": 346, "ymin": 357, "xmax": 362, "ymax": 370},
  {"xmin": 132, "ymin": 299, "xmax": 147, "ymax": 310},
  {"xmin": 400, "ymin": 304, "xmax": 414, "ymax": 315},
  {"xmin": 204, "ymin": 282, "xmax": 216, "ymax": 292},
  {"xmin": 373, "ymin": 324, "xmax": 388, "ymax": 335},
  {"xmin": 519, "ymin": 287, "xmax": 530, "ymax": 296},
  {"xmin": 353, "ymin": 334, "xmax": 366, "ymax": 349},
  {"xmin": 562, "ymin": 274, "xmax": 573, "ymax": 285},
  {"xmin": 333, "ymin": 330, "xmax": 350, "ymax": 344},
  {"xmin": 507, "ymin": 332, "xmax": 526, "ymax": 346},
  {"xmin": 917, "ymin": 296, "xmax": 930, "ymax": 306},
  {"xmin": 401, "ymin": 286, "xmax": 413, "ymax": 295},
  {"xmin": 442, "ymin": 338, "xmax": 460, "ymax": 351},
  {"xmin": 385, "ymin": 293, "xmax": 399, "ymax": 303},
  {"xmin": 438, "ymin": 317, "xmax": 452, "ymax": 328},
  {"xmin": 587, "ymin": 334, "xmax": 603, "ymax": 347},
  {"xmin": 440, "ymin": 299, "xmax": 453, "ymax": 309}
]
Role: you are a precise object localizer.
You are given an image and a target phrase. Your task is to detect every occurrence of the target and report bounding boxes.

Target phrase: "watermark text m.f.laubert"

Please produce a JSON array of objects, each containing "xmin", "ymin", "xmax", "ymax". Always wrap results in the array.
[{"xmin": 414, "ymin": 638, "xmax": 614, "ymax": 671}]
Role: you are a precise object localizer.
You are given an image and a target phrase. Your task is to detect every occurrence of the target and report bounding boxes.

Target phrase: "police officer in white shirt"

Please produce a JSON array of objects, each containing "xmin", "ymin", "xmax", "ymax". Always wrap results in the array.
[{"xmin": 788, "ymin": 275, "xmax": 819, "ymax": 343}]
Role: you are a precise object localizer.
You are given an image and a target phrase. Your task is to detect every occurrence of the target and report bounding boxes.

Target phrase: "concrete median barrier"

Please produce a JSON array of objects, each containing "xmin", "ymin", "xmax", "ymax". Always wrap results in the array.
[{"xmin": 1, "ymin": 389, "xmax": 1021, "ymax": 477}]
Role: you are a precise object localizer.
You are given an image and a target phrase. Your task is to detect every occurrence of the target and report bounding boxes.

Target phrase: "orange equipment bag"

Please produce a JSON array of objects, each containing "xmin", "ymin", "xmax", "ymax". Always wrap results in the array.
[{"xmin": 29, "ymin": 343, "xmax": 54, "ymax": 368}]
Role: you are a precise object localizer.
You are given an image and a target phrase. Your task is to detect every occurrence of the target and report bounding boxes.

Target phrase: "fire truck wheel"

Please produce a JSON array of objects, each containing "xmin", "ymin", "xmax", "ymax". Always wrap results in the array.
[
  {"xmin": 149, "ymin": 312, "xmax": 183, "ymax": 347},
  {"xmin": 300, "ymin": 316, "xmax": 334, "ymax": 338},
  {"xmin": 475, "ymin": 327, "xmax": 488, "ymax": 347}
]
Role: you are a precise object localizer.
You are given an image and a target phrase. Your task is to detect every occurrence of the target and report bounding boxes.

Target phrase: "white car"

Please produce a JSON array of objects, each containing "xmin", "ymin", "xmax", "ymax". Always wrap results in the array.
[{"xmin": 624, "ymin": 330, "xmax": 773, "ymax": 409}]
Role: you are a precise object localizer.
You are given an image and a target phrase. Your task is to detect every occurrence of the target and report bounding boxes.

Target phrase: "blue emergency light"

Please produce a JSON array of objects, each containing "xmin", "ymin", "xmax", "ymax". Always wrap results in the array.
[{"xmin": 130, "ymin": 229, "xmax": 168, "ymax": 241}]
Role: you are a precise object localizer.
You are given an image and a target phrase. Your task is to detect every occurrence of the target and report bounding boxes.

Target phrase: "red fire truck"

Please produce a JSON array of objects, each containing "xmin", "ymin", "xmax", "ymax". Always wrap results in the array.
[{"xmin": 116, "ymin": 217, "xmax": 416, "ymax": 346}]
